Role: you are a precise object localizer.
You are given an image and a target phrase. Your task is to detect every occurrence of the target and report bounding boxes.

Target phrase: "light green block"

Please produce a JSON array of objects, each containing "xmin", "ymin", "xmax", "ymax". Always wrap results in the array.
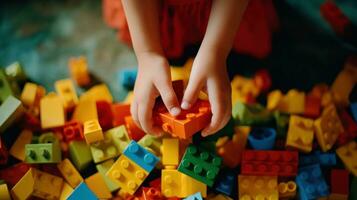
[
  {"xmin": 106, "ymin": 125, "xmax": 130, "ymax": 153},
  {"xmin": 25, "ymin": 142, "xmax": 61, "ymax": 163},
  {"xmin": 138, "ymin": 134, "xmax": 162, "ymax": 157},
  {"xmin": 90, "ymin": 133, "xmax": 119, "ymax": 163},
  {"xmin": 0, "ymin": 95, "xmax": 24, "ymax": 133},
  {"xmin": 69, "ymin": 141, "xmax": 93, "ymax": 171},
  {"xmin": 232, "ymin": 101, "xmax": 273, "ymax": 126},
  {"xmin": 0, "ymin": 70, "xmax": 16, "ymax": 103},
  {"xmin": 5, "ymin": 62, "xmax": 27, "ymax": 83},
  {"xmin": 96, "ymin": 159, "xmax": 120, "ymax": 192}
]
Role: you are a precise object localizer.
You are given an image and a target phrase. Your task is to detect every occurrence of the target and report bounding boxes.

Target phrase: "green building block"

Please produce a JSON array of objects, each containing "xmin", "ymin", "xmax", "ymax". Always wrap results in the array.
[
  {"xmin": 178, "ymin": 144, "xmax": 222, "ymax": 187},
  {"xmin": 106, "ymin": 125, "xmax": 131, "ymax": 153},
  {"xmin": 5, "ymin": 62, "xmax": 27, "ymax": 84},
  {"xmin": 25, "ymin": 141, "xmax": 61, "ymax": 163},
  {"xmin": 38, "ymin": 132, "xmax": 58, "ymax": 143},
  {"xmin": 90, "ymin": 133, "xmax": 119, "ymax": 163},
  {"xmin": 232, "ymin": 102, "xmax": 273, "ymax": 126},
  {"xmin": 96, "ymin": 159, "xmax": 120, "ymax": 192},
  {"xmin": 0, "ymin": 70, "xmax": 18, "ymax": 104},
  {"xmin": 69, "ymin": 141, "xmax": 93, "ymax": 171},
  {"xmin": 0, "ymin": 95, "xmax": 24, "ymax": 133},
  {"xmin": 274, "ymin": 111, "xmax": 290, "ymax": 139},
  {"xmin": 350, "ymin": 176, "xmax": 357, "ymax": 200},
  {"xmin": 138, "ymin": 134, "xmax": 162, "ymax": 157}
]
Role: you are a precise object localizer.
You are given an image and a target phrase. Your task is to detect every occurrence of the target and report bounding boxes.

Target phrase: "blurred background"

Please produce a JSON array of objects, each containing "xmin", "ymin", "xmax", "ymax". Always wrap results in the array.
[{"xmin": 0, "ymin": 0, "xmax": 356, "ymax": 101}]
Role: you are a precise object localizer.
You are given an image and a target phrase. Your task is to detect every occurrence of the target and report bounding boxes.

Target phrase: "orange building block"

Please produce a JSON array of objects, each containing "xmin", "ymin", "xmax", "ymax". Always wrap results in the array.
[
  {"xmin": 216, "ymin": 126, "xmax": 250, "ymax": 168},
  {"xmin": 238, "ymin": 175, "xmax": 278, "ymax": 200},
  {"xmin": 55, "ymin": 79, "xmax": 79, "ymax": 110},
  {"xmin": 286, "ymin": 115, "xmax": 314, "ymax": 153},
  {"xmin": 20, "ymin": 82, "xmax": 45, "ymax": 108},
  {"xmin": 314, "ymin": 105, "xmax": 344, "ymax": 152},
  {"xmin": 40, "ymin": 94, "xmax": 65, "ymax": 129},
  {"xmin": 72, "ymin": 100, "xmax": 98, "ymax": 123},
  {"xmin": 124, "ymin": 115, "xmax": 145, "ymax": 141},
  {"xmin": 68, "ymin": 56, "xmax": 90, "ymax": 86},
  {"xmin": 112, "ymin": 103, "xmax": 131, "ymax": 126}
]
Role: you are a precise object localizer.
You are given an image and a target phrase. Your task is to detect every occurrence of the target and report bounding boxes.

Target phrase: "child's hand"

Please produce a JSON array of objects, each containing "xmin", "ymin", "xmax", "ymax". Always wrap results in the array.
[
  {"xmin": 182, "ymin": 51, "xmax": 232, "ymax": 137},
  {"xmin": 131, "ymin": 52, "xmax": 181, "ymax": 135}
]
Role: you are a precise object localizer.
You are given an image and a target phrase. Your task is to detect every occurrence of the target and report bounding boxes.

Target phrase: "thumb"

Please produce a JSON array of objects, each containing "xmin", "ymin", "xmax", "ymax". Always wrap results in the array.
[
  {"xmin": 181, "ymin": 77, "xmax": 203, "ymax": 110},
  {"xmin": 156, "ymin": 82, "xmax": 181, "ymax": 116}
]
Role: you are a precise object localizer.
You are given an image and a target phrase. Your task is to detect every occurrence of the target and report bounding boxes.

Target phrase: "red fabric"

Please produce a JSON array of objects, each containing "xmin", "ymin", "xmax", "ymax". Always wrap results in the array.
[{"xmin": 103, "ymin": 0, "xmax": 279, "ymax": 59}]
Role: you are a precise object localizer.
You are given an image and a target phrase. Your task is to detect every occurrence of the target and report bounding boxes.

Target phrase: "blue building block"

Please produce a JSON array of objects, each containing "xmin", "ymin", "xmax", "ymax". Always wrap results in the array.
[
  {"xmin": 117, "ymin": 68, "xmax": 137, "ymax": 89},
  {"xmin": 351, "ymin": 102, "xmax": 357, "ymax": 122},
  {"xmin": 299, "ymin": 151, "xmax": 336, "ymax": 167},
  {"xmin": 296, "ymin": 164, "xmax": 329, "ymax": 200},
  {"xmin": 123, "ymin": 140, "xmax": 159, "ymax": 172},
  {"xmin": 67, "ymin": 182, "xmax": 98, "ymax": 200},
  {"xmin": 183, "ymin": 192, "xmax": 203, "ymax": 200},
  {"xmin": 299, "ymin": 154, "xmax": 319, "ymax": 167},
  {"xmin": 248, "ymin": 128, "xmax": 276, "ymax": 150},
  {"xmin": 213, "ymin": 170, "xmax": 236, "ymax": 197}
]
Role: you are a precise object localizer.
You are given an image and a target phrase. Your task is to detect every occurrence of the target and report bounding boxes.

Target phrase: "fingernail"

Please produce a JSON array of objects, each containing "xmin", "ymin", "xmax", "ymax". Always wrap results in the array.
[
  {"xmin": 181, "ymin": 101, "xmax": 191, "ymax": 110},
  {"xmin": 170, "ymin": 107, "xmax": 181, "ymax": 116}
]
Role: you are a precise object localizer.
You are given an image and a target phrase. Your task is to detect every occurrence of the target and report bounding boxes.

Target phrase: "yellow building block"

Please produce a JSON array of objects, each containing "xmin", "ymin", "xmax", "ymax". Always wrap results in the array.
[
  {"xmin": 32, "ymin": 169, "xmax": 64, "ymax": 200},
  {"xmin": 72, "ymin": 100, "xmax": 98, "ymax": 123},
  {"xmin": 9, "ymin": 129, "xmax": 33, "ymax": 161},
  {"xmin": 231, "ymin": 75, "xmax": 260, "ymax": 105},
  {"xmin": 20, "ymin": 82, "xmax": 45, "ymax": 108},
  {"xmin": 85, "ymin": 172, "xmax": 112, "ymax": 199},
  {"xmin": 267, "ymin": 90, "xmax": 283, "ymax": 110},
  {"xmin": 336, "ymin": 141, "xmax": 357, "ymax": 176},
  {"xmin": 314, "ymin": 105, "xmax": 344, "ymax": 152},
  {"xmin": 331, "ymin": 64, "xmax": 357, "ymax": 106},
  {"xmin": 162, "ymin": 138, "xmax": 179, "ymax": 167},
  {"xmin": 40, "ymin": 93, "xmax": 65, "ymax": 129},
  {"xmin": 11, "ymin": 168, "xmax": 35, "ymax": 200},
  {"xmin": 84, "ymin": 119, "xmax": 104, "ymax": 144},
  {"xmin": 68, "ymin": 56, "xmax": 91, "ymax": 87},
  {"xmin": 238, "ymin": 175, "xmax": 278, "ymax": 200},
  {"xmin": 278, "ymin": 90, "xmax": 305, "ymax": 114},
  {"xmin": 79, "ymin": 84, "xmax": 113, "ymax": 103},
  {"xmin": 59, "ymin": 182, "xmax": 73, "ymax": 200},
  {"xmin": 182, "ymin": 171, "xmax": 207, "ymax": 198},
  {"xmin": 106, "ymin": 155, "xmax": 148, "ymax": 195},
  {"xmin": 55, "ymin": 79, "xmax": 78, "ymax": 110},
  {"xmin": 0, "ymin": 184, "xmax": 11, "ymax": 200},
  {"xmin": 57, "ymin": 158, "xmax": 83, "ymax": 188},
  {"xmin": 286, "ymin": 115, "xmax": 314, "ymax": 153},
  {"xmin": 278, "ymin": 181, "xmax": 297, "ymax": 199}
]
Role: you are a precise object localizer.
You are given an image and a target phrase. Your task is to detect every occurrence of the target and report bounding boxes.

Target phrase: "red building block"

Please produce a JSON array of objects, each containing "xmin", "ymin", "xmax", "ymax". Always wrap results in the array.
[
  {"xmin": 111, "ymin": 103, "xmax": 131, "ymax": 127},
  {"xmin": 0, "ymin": 138, "xmax": 8, "ymax": 165},
  {"xmin": 149, "ymin": 178, "xmax": 161, "ymax": 190},
  {"xmin": 96, "ymin": 100, "xmax": 113, "ymax": 131},
  {"xmin": 337, "ymin": 109, "xmax": 357, "ymax": 146},
  {"xmin": 0, "ymin": 163, "xmax": 30, "ymax": 187},
  {"xmin": 320, "ymin": 1, "xmax": 351, "ymax": 35},
  {"xmin": 304, "ymin": 95, "xmax": 321, "ymax": 118},
  {"xmin": 330, "ymin": 169, "xmax": 349, "ymax": 198},
  {"xmin": 125, "ymin": 115, "xmax": 146, "ymax": 141},
  {"xmin": 142, "ymin": 187, "xmax": 164, "ymax": 200},
  {"xmin": 254, "ymin": 69, "xmax": 272, "ymax": 92},
  {"xmin": 22, "ymin": 111, "xmax": 41, "ymax": 132},
  {"xmin": 241, "ymin": 150, "xmax": 298, "ymax": 177},
  {"xmin": 62, "ymin": 121, "xmax": 84, "ymax": 142}
]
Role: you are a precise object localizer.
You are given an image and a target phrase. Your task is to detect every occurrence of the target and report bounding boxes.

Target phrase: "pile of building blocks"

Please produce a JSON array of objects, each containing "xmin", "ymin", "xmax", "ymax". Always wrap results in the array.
[{"xmin": 0, "ymin": 55, "xmax": 356, "ymax": 200}]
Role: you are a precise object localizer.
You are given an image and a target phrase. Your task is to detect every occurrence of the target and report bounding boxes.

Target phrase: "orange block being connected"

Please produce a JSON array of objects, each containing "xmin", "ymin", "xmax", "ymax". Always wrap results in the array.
[
  {"xmin": 40, "ymin": 94, "xmax": 65, "ymax": 129},
  {"xmin": 112, "ymin": 103, "xmax": 131, "ymax": 126},
  {"xmin": 55, "ymin": 79, "xmax": 79, "ymax": 110},
  {"xmin": 286, "ymin": 115, "xmax": 314, "ymax": 153},
  {"xmin": 68, "ymin": 56, "xmax": 90, "ymax": 86}
]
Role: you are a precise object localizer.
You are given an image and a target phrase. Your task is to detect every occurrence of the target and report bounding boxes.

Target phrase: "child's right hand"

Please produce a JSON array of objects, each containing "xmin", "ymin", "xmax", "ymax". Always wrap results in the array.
[{"xmin": 131, "ymin": 52, "xmax": 181, "ymax": 136}]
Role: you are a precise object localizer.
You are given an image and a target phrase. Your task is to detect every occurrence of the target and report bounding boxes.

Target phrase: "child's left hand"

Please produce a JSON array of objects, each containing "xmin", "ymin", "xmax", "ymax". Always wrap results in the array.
[{"xmin": 181, "ymin": 50, "xmax": 232, "ymax": 137}]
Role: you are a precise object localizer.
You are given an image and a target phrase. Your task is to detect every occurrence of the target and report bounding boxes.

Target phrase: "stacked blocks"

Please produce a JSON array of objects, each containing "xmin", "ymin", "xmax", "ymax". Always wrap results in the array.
[
  {"xmin": 178, "ymin": 144, "xmax": 222, "ymax": 187},
  {"xmin": 296, "ymin": 164, "xmax": 329, "ymax": 199},
  {"xmin": 238, "ymin": 175, "xmax": 278, "ymax": 200},
  {"xmin": 241, "ymin": 150, "xmax": 298, "ymax": 177}
]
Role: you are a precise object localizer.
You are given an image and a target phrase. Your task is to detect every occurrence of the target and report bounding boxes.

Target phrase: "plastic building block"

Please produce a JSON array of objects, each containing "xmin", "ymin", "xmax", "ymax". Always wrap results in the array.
[
  {"xmin": 296, "ymin": 164, "xmax": 329, "ymax": 200},
  {"xmin": 273, "ymin": 89, "xmax": 306, "ymax": 114},
  {"xmin": 83, "ymin": 119, "xmax": 104, "ymax": 144},
  {"xmin": 25, "ymin": 141, "xmax": 61, "ymax": 163},
  {"xmin": 184, "ymin": 192, "xmax": 203, "ymax": 200},
  {"xmin": 0, "ymin": 163, "xmax": 30, "ymax": 187},
  {"xmin": 273, "ymin": 111, "xmax": 290, "ymax": 139},
  {"xmin": 32, "ymin": 168, "xmax": 64, "ymax": 199},
  {"xmin": 111, "ymin": 103, "xmax": 131, "ymax": 126},
  {"xmin": 248, "ymin": 128, "xmax": 276, "ymax": 150},
  {"xmin": 96, "ymin": 100, "xmax": 113, "ymax": 131},
  {"xmin": 96, "ymin": 159, "xmax": 120, "ymax": 192},
  {"xmin": 314, "ymin": 104, "xmax": 344, "ymax": 152},
  {"xmin": 85, "ymin": 172, "xmax": 112, "ymax": 199},
  {"xmin": 317, "ymin": 151, "xmax": 336, "ymax": 166},
  {"xmin": 117, "ymin": 67, "xmax": 137, "ymax": 89},
  {"xmin": 68, "ymin": 140, "xmax": 93, "ymax": 171},
  {"xmin": 62, "ymin": 121, "xmax": 84, "ymax": 142},
  {"xmin": 330, "ymin": 169, "xmax": 349, "ymax": 200},
  {"xmin": 72, "ymin": 100, "xmax": 98, "ymax": 123},
  {"xmin": 154, "ymin": 100, "xmax": 212, "ymax": 139},
  {"xmin": 278, "ymin": 181, "xmax": 296, "ymax": 199},
  {"xmin": 0, "ymin": 138, "xmax": 8, "ymax": 165},
  {"xmin": 57, "ymin": 158, "xmax": 83, "ymax": 188},
  {"xmin": 79, "ymin": 84, "xmax": 113, "ymax": 103},
  {"xmin": 238, "ymin": 175, "xmax": 278, "ymax": 200},
  {"xmin": 162, "ymin": 169, "xmax": 207, "ymax": 198},
  {"xmin": 20, "ymin": 82, "xmax": 45, "ymax": 108},
  {"xmin": 40, "ymin": 94, "xmax": 65, "ymax": 129},
  {"xmin": 213, "ymin": 170, "xmax": 236, "ymax": 197},
  {"xmin": 9, "ymin": 129, "xmax": 33, "ymax": 161},
  {"xmin": 351, "ymin": 102, "xmax": 357, "ymax": 122},
  {"xmin": 55, "ymin": 79, "xmax": 78, "ymax": 110},
  {"xmin": 331, "ymin": 65, "xmax": 356, "ymax": 106},
  {"xmin": 231, "ymin": 75, "xmax": 260, "ymax": 105},
  {"xmin": 59, "ymin": 182, "xmax": 73, "ymax": 200},
  {"xmin": 123, "ymin": 140, "xmax": 160, "ymax": 172},
  {"xmin": 232, "ymin": 102, "xmax": 273, "ymax": 126},
  {"xmin": 89, "ymin": 131, "xmax": 119, "ymax": 163},
  {"xmin": 216, "ymin": 126, "xmax": 249, "ymax": 168},
  {"xmin": 106, "ymin": 154, "xmax": 149, "ymax": 194},
  {"xmin": 336, "ymin": 141, "xmax": 357, "ymax": 176},
  {"xmin": 106, "ymin": 125, "xmax": 131, "ymax": 153},
  {"xmin": 5, "ymin": 62, "xmax": 27, "ymax": 84},
  {"xmin": 0, "ymin": 95, "xmax": 24, "ymax": 133},
  {"xmin": 141, "ymin": 187, "xmax": 164, "ymax": 200},
  {"xmin": 267, "ymin": 90, "xmax": 284, "ymax": 110},
  {"xmin": 68, "ymin": 56, "xmax": 91, "ymax": 86},
  {"xmin": 337, "ymin": 109, "xmax": 357, "ymax": 146},
  {"xmin": 67, "ymin": 182, "xmax": 98, "ymax": 200},
  {"xmin": 0, "ymin": 69, "xmax": 18, "ymax": 103},
  {"xmin": 253, "ymin": 69, "xmax": 271, "ymax": 92},
  {"xmin": 286, "ymin": 115, "xmax": 314, "ymax": 153},
  {"xmin": 38, "ymin": 132, "xmax": 59, "ymax": 143},
  {"xmin": 10, "ymin": 168, "xmax": 35, "ymax": 200},
  {"xmin": 162, "ymin": 138, "xmax": 179, "ymax": 167},
  {"xmin": 304, "ymin": 95, "xmax": 321, "ymax": 118},
  {"xmin": 178, "ymin": 144, "xmax": 222, "ymax": 187},
  {"xmin": 138, "ymin": 134, "xmax": 162, "ymax": 158},
  {"xmin": 124, "ymin": 116, "xmax": 146, "ymax": 141},
  {"xmin": 241, "ymin": 150, "xmax": 298, "ymax": 177},
  {"xmin": 0, "ymin": 183, "xmax": 11, "ymax": 200}
]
